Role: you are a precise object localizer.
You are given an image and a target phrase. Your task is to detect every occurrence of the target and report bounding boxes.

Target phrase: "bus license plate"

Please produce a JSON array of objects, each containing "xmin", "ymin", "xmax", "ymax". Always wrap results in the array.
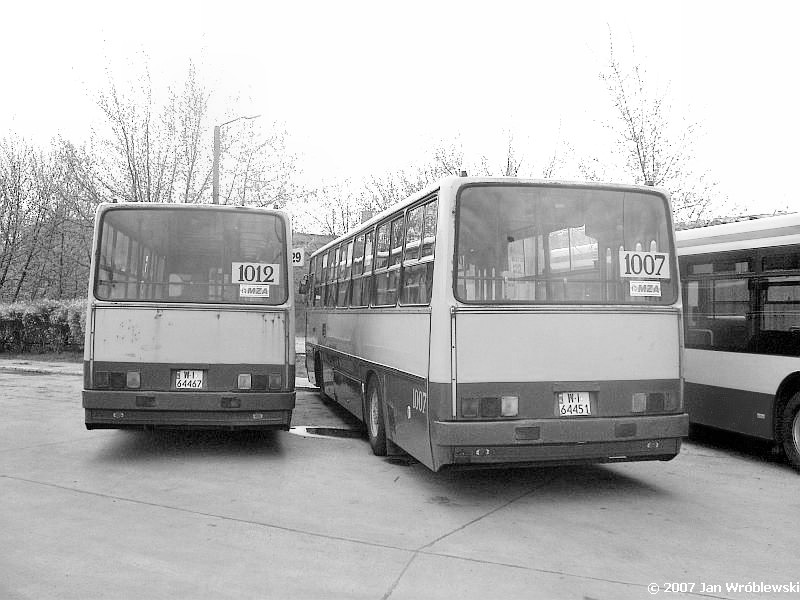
[
  {"xmin": 558, "ymin": 392, "xmax": 591, "ymax": 416},
  {"xmin": 176, "ymin": 370, "xmax": 204, "ymax": 389}
]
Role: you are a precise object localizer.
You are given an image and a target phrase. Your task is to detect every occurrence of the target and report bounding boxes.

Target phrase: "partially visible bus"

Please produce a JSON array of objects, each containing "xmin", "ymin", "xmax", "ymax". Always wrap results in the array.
[
  {"xmin": 83, "ymin": 203, "xmax": 295, "ymax": 430},
  {"xmin": 301, "ymin": 176, "xmax": 688, "ymax": 471},
  {"xmin": 676, "ymin": 213, "xmax": 800, "ymax": 470}
]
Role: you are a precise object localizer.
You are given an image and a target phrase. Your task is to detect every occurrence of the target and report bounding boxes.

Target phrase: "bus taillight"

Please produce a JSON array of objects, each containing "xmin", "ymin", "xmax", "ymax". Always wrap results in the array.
[
  {"xmin": 237, "ymin": 374, "xmax": 252, "ymax": 390},
  {"xmin": 461, "ymin": 396, "xmax": 518, "ymax": 418},
  {"xmin": 631, "ymin": 392, "xmax": 679, "ymax": 413},
  {"xmin": 126, "ymin": 371, "xmax": 141, "ymax": 389},
  {"xmin": 268, "ymin": 373, "xmax": 282, "ymax": 390}
]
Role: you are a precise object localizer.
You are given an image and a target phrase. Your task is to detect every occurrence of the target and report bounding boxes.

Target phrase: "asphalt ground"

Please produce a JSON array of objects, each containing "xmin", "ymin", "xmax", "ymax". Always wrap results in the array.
[{"xmin": 1, "ymin": 353, "xmax": 799, "ymax": 599}]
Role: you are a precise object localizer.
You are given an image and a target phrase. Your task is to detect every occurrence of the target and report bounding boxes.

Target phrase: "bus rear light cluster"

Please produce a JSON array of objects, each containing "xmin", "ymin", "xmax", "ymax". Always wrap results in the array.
[
  {"xmin": 268, "ymin": 373, "xmax": 282, "ymax": 390},
  {"xmin": 237, "ymin": 374, "xmax": 252, "ymax": 390},
  {"xmin": 126, "ymin": 371, "xmax": 141, "ymax": 389},
  {"xmin": 236, "ymin": 374, "xmax": 280, "ymax": 391},
  {"xmin": 461, "ymin": 396, "xmax": 518, "ymax": 418},
  {"xmin": 631, "ymin": 392, "xmax": 678, "ymax": 413},
  {"xmin": 95, "ymin": 371, "xmax": 140, "ymax": 390}
]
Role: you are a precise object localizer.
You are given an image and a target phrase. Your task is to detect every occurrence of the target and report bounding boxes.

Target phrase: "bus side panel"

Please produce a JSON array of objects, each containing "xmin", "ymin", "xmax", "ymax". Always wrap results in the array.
[
  {"xmin": 318, "ymin": 309, "xmax": 430, "ymax": 381},
  {"xmin": 384, "ymin": 359, "xmax": 433, "ymax": 469},
  {"xmin": 315, "ymin": 309, "xmax": 434, "ymax": 464},
  {"xmin": 684, "ymin": 348, "xmax": 788, "ymax": 439},
  {"xmin": 685, "ymin": 383, "xmax": 774, "ymax": 439},
  {"xmin": 92, "ymin": 306, "xmax": 287, "ymax": 365}
]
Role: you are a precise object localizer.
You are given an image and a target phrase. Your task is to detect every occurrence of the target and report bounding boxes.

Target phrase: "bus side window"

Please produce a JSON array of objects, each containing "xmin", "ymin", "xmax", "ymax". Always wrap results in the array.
[
  {"xmin": 351, "ymin": 234, "xmax": 366, "ymax": 307},
  {"xmin": 384, "ymin": 217, "xmax": 403, "ymax": 305},
  {"xmin": 684, "ymin": 280, "xmax": 713, "ymax": 348},
  {"xmin": 362, "ymin": 229, "xmax": 374, "ymax": 306},
  {"xmin": 321, "ymin": 251, "xmax": 330, "ymax": 307},
  {"xmin": 373, "ymin": 221, "xmax": 395, "ymax": 306},
  {"xmin": 337, "ymin": 239, "xmax": 353, "ymax": 307},
  {"xmin": 314, "ymin": 254, "xmax": 323, "ymax": 306},
  {"xmin": 303, "ymin": 257, "xmax": 315, "ymax": 305},
  {"xmin": 401, "ymin": 200, "xmax": 435, "ymax": 305},
  {"xmin": 750, "ymin": 277, "xmax": 800, "ymax": 356},
  {"xmin": 421, "ymin": 199, "xmax": 437, "ymax": 258},
  {"xmin": 327, "ymin": 246, "xmax": 339, "ymax": 307}
]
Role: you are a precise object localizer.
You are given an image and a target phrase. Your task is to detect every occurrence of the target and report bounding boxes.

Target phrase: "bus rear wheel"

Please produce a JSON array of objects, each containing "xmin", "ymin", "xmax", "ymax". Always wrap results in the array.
[
  {"xmin": 366, "ymin": 377, "xmax": 387, "ymax": 456},
  {"xmin": 314, "ymin": 353, "xmax": 328, "ymax": 400},
  {"xmin": 780, "ymin": 392, "xmax": 800, "ymax": 471}
]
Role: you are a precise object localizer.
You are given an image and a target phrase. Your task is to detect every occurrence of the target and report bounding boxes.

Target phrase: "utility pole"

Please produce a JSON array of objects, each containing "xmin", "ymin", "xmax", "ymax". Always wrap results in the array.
[
  {"xmin": 212, "ymin": 114, "xmax": 261, "ymax": 204},
  {"xmin": 212, "ymin": 125, "xmax": 221, "ymax": 204}
]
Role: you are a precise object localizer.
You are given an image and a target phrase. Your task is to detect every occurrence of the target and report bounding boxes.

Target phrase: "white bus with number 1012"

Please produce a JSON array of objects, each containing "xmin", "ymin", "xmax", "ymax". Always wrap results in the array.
[{"xmin": 83, "ymin": 203, "xmax": 296, "ymax": 431}]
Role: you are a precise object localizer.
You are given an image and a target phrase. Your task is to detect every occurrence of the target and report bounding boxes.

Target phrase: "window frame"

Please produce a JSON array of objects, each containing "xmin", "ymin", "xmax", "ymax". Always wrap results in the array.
[
  {"xmin": 372, "ymin": 219, "xmax": 397, "ymax": 307},
  {"xmin": 680, "ymin": 245, "xmax": 800, "ymax": 356},
  {"xmin": 350, "ymin": 233, "xmax": 367, "ymax": 308},
  {"xmin": 94, "ymin": 207, "xmax": 290, "ymax": 305},
  {"xmin": 453, "ymin": 183, "xmax": 678, "ymax": 306},
  {"xmin": 400, "ymin": 196, "xmax": 437, "ymax": 306}
]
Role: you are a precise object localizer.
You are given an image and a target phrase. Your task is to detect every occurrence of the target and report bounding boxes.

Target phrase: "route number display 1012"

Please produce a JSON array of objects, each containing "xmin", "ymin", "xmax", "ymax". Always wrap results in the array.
[{"xmin": 232, "ymin": 262, "xmax": 279, "ymax": 285}]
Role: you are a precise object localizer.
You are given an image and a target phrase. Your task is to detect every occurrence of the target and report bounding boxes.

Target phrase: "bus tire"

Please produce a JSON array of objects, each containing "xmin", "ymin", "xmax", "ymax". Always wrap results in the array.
[
  {"xmin": 366, "ymin": 377, "xmax": 387, "ymax": 456},
  {"xmin": 314, "ymin": 353, "xmax": 328, "ymax": 399},
  {"xmin": 781, "ymin": 392, "xmax": 800, "ymax": 471}
]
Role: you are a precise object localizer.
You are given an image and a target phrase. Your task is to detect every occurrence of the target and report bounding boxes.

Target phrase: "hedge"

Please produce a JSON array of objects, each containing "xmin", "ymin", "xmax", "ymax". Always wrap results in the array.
[{"xmin": 0, "ymin": 299, "xmax": 86, "ymax": 353}]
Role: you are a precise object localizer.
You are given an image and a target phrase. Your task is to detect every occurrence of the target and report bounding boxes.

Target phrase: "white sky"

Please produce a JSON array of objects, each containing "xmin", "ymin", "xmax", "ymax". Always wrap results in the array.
[{"xmin": 2, "ymin": 0, "xmax": 798, "ymax": 216}]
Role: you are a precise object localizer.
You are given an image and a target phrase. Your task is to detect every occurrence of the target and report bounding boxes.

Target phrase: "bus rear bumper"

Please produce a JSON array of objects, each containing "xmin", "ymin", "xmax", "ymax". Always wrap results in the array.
[
  {"xmin": 430, "ymin": 413, "xmax": 689, "ymax": 468},
  {"xmin": 83, "ymin": 390, "xmax": 295, "ymax": 431}
]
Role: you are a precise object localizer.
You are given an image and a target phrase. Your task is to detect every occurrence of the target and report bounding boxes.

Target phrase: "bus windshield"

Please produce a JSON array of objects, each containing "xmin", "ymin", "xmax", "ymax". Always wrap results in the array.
[
  {"xmin": 95, "ymin": 207, "xmax": 288, "ymax": 305},
  {"xmin": 455, "ymin": 184, "xmax": 677, "ymax": 305}
]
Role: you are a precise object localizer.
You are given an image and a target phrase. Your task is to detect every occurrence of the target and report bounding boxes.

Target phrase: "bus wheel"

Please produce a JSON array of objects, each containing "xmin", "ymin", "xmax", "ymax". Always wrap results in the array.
[
  {"xmin": 782, "ymin": 393, "xmax": 800, "ymax": 471},
  {"xmin": 366, "ymin": 377, "xmax": 387, "ymax": 456},
  {"xmin": 314, "ymin": 353, "xmax": 327, "ymax": 399}
]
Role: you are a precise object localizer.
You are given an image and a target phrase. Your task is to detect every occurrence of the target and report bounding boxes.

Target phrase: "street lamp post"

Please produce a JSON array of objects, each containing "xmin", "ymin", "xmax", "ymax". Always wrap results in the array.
[{"xmin": 212, "ymin": 114, "xmax": 261, "ymax": 204}]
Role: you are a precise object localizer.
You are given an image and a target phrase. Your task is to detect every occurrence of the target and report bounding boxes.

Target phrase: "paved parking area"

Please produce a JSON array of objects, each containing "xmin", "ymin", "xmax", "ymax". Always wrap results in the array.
[{"xmin": 1, "ymin": 364, "xmax": 799, "ymax": 600}]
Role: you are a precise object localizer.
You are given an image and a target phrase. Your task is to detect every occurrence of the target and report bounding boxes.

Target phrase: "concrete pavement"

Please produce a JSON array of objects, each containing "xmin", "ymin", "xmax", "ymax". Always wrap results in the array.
[{"xmin": 2, "ymin": 369, "xmax": 799, "ymax": 599}]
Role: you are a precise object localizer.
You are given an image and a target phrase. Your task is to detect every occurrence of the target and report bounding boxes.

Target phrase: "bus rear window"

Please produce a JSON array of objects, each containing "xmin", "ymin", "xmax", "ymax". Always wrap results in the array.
[
  {"xmin": 95, "ymin": 208, "xmax": 288, "ymax": 305},
  {"xmin": 455, "ymin": 184, "xmax": 677, "ymax": 305}
]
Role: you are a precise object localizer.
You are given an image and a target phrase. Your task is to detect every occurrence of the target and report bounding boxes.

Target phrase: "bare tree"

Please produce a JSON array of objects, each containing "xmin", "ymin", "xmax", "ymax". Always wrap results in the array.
[
  {"xmin": 173, "ymin": 64, "xmax": 212, "ymax": 203},
  {"xmin": 217, "ymin": 120, "xmax": 297, "ymax": 209},
  {"xmin": 292, "ymin": 179, "xmax": 363, "ymax": 236},
  {"xmin": 291, "ymin": 140, "xmax": 461, "ymax": 236},
  {"xmin": 47, "ymin": 139, "xmax": 102, "ymax": 297},
  {"xmin": 466, "ymin": 129, "xmax": 569, "ymax": 180},
  {"xmin": 360, "ymin": 139, "xmax": 465, "ymax": 213},
  {"xmin": 293, "ymin": 132, "xmax": 573, "ymax": 235},
  {"xmin": 597, "ymin": 34, "xmax": 722, "ymax": 220},
  {"xmin": 96, "ymin": 63, "xmax": 177, "ymax": 202},
  {"xmin": 94, "ymin": 60, "xmax": 218, "ymax": 204},
  {"xmin": 0, "ymin": 138, "xmax": 33, "ymax": 299},
  {"xmin": 0, "ymin": 137, "xmax": 65, "ymax": 302},
  {"xmin": 95, "ymin": 57, "xmax": 298, "ymax": 208}
]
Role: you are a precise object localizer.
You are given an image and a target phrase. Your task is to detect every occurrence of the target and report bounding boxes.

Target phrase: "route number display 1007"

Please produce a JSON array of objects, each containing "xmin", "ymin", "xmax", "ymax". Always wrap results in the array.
[{"xmin": 618, "ymin": 251, "xmax": 670, "ymax": 279}]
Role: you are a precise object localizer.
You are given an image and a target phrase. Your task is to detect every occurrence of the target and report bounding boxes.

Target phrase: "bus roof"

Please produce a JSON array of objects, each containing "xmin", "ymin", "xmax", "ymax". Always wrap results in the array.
[
  {"xmin": 310, "ymin": 176, "xmax": 671, "ymax": 259},
  {"xmin": 675, "ymin": 212, "xmax": 800, "ymax": 256},
  {"xmin": 96, "ymin": 202, "xmax": 290, "ymax": 218}
]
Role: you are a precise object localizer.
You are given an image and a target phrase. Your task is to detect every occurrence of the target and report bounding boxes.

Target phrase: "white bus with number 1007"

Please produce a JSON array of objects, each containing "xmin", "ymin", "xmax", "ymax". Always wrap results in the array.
[{"xmin": 302, "ymin": 176, "xmax": 688, "ymax": 471}]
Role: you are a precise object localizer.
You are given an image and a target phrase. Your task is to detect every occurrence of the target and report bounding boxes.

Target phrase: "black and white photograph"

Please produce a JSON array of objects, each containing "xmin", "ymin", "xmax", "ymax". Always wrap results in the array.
[{"xmin": 1, "ymin": 1, "xmax": 798, "ymax": 599}]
